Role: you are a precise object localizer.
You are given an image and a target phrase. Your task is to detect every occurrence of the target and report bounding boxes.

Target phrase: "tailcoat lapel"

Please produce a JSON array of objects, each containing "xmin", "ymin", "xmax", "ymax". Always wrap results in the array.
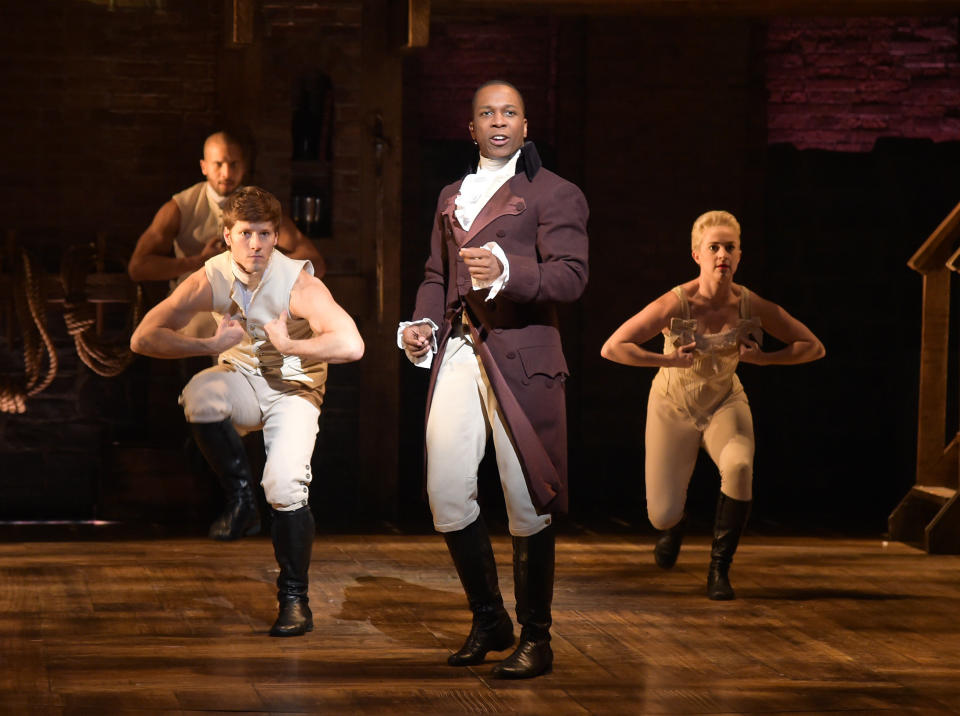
[{"xmin": 440, "ymin": 178, "xmax": 527, "ymax": 248}]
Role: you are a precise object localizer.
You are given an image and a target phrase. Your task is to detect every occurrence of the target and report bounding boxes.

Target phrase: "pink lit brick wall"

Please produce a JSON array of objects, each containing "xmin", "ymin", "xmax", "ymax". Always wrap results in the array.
[{"xmin": 766, "ymin": 17, "xmax": 960, "ymax": 151}]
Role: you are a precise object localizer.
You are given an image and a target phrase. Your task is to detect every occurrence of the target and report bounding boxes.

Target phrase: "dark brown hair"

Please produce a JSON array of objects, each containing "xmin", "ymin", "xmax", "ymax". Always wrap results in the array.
[{"xmin": 222, "ymin": 186, "xmax": 282, "ymax": 230}]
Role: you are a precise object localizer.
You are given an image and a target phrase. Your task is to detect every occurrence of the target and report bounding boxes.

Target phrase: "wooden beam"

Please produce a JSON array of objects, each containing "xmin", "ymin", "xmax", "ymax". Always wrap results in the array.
[
  {"xmin": 408, "ymin": 0, "xmax": 431, "ymax": 48},
  {"xmin": 225, "ymin": 0, "xmax": 254, "ymax": 46},
  {"xmin": 433, "ymin": 0, "xmax": 960, "ymax": 16},
  {"xmin": 358, "ymin": 0, "xmax": 405, "ymax": 520}
]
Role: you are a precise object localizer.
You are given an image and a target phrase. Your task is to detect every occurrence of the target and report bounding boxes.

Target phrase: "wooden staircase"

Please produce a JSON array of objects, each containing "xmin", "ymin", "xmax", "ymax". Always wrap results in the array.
[
  {"xmin": 889, "ymin": 484, "xmax": 960, "ymax": 553},
  {"xmin": 890, "ymin": 201, "xmax": 960, "ymax": 553}
]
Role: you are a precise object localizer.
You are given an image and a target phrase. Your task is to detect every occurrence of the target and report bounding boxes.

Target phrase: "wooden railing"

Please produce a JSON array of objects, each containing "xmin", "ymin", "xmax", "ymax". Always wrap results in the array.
[{"xmin": 889, "ymin": 202, "xmax": 960, "ymax": 552}]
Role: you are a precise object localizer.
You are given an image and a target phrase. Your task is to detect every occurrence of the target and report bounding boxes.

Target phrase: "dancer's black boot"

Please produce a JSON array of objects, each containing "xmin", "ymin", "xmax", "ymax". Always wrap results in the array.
[
  {"xmin": 190, "ymin": 419, "xmax": 261, "ymax": 540},
  {"xmin": 653, "ymin": 514, "xmax": 686, "ymax": 569},
  {"xmin": 270, "ymin": 505, "xmax": 314, "ymax": 636},
  {"xmin": 707, "ymin": 493, "xmax": 752, "ymax": 601},
  {"xmin": 443, "ymin": 516, "xmax": 515, "ymax": 666},
  {"xmin": 492, "ymin": 524, "xmax": 554, "ymax": 679}
]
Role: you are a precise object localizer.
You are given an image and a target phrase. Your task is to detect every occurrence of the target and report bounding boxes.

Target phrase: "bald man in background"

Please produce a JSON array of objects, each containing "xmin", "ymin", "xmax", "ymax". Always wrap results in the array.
[
  {"xmin": 130, "ymin": 131, "xmax": 325, "ymax": 307},
  {"xmin": 129, "ymin": 131, "xmax": 326, "ymax": 540}
]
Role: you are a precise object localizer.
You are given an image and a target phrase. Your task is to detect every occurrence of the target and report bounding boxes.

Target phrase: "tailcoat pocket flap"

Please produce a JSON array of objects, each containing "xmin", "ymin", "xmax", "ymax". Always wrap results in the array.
[{"xmin": 517, "ymin": 345, "xmax": 569, "ymax": 379}]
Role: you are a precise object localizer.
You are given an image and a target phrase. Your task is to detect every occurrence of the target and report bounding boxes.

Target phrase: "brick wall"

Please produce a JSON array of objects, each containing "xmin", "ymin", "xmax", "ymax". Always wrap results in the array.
[
  {"xmin": 767, "ymin": 17, "xmax": 960, "ymax": 151},
  {"xmin": 0, "ymin": 0, "xmax": 221, "ymax": 243}
]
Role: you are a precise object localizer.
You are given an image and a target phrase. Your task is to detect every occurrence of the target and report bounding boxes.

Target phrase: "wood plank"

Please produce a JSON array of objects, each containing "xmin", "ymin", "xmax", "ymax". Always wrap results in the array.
[{"xmin": 1, "ymin": 533, "xmax": 960, "ymax": 712}]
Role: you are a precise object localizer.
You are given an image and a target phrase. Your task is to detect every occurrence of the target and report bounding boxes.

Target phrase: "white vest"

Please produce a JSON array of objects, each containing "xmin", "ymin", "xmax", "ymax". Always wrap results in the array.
[
  {"xmin": 204, "ymin": 250, "xmax": 328, "ymax": 391},
  {"xmin": 171, "ymin": 182, "xmax": 228, "ymax": 287}
]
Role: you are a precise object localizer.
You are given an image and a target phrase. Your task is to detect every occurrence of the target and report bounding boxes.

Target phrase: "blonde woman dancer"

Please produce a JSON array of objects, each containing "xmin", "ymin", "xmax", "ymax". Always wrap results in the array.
[{"xmin": 601, "ymin": 211, "xmax": 824, "ymax": 600}]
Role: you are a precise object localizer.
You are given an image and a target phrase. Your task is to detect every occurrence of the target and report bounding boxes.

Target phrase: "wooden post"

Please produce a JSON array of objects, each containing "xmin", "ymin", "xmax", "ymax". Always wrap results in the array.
[
  {"xmin": 356, "ymin": 0, "xmax": 405, "ymax": 520},
  {"xmin": 915, "ymin": 268, "xmax": 955, "ymax": 487},
  {"xmin": 225, "ymin": 0, "xmax": 254, "ymax": 47},
  {"xmin": 406, "ymin": 0, "xmax": 430, "ymax": 48}
]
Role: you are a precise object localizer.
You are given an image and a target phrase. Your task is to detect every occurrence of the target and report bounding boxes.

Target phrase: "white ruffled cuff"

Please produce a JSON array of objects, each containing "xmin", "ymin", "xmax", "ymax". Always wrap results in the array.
[
  {"xmin": 471, "ymin": 242, "xmax": 510, "ymax": 300},
  {"xmin": 396, "ymin": 318, "xmax": 439, "ymax": 369}
]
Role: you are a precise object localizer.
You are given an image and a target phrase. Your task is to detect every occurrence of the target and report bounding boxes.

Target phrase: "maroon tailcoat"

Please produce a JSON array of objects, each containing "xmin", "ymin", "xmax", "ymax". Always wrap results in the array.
[{"xmin": 412, "ymin": 143, "xmax": 589, "ymax": 515}]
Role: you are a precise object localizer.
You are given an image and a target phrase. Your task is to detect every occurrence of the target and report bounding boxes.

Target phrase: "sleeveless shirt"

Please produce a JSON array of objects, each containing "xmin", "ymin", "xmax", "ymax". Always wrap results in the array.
[
  {"xmin": 171, "ymin": 182, "xmax": 229, "ymax": 286},
  {"xmin": 204, "ymin": 250, "xmax": 328, "ymax": 402},
  {"xmin": 650, "ymin": 285, "xmax": 761, "ymax": 428}
]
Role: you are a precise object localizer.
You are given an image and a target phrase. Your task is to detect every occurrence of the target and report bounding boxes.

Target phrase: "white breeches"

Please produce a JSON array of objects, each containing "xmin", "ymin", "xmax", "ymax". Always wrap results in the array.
[
  {"xmin": 180, "ymin": 365, "xmax": 320, "ymax": 512},
  {"xmin": 426, "ymin": 333, "xmax": 551, "ymax": 537},
  {"xmin": 644, "ymin": 388, "xmax": 754, "ymax": 530}
]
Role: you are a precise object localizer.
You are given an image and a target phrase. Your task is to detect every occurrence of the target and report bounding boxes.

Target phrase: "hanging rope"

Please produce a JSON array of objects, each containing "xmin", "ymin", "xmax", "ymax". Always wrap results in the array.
[
  {"xmin": 60, "ymin": 243, "xmax": 143, "ymax": 378},
  {"xmin": 0, "ymin": 250, "xmax": 59, "ymax": 414}
]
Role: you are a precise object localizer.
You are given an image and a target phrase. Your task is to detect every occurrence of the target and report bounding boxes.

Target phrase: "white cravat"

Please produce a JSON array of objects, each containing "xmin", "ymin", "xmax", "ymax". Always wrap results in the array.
[{"xmin": 454, "ymin": 150, "xmax": 520, "ymax": 231}]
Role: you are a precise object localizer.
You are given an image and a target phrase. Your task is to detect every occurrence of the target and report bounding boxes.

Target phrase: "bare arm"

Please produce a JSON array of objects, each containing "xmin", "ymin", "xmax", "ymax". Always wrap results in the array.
[
  {"xmin": 128, "ymin": 200, "xmax": 222, "ymax": 282},
  {"xmin": 130, "ymin": 270, "xmax": 243, "ymax": 358},
  {"xmin": 600, "ymin": 288, "xmax": 696, "ymax": 368},
  {"xmin": 264, "ymin": 270, "xmax": 364, "ymax": 364},
  {"xmin": 277, "ymin": 216, "xmax": 327, "ymax": 278},
  {"xmin": 739, "ymin": 294, "xmax": 825, "ymax": 365}
]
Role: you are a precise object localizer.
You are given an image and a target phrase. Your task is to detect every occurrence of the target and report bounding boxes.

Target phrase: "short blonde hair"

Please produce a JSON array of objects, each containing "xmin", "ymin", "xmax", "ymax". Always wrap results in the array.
[{"xmin": 691, "ymin": 210, "xmax": 741, "ymax": 251}]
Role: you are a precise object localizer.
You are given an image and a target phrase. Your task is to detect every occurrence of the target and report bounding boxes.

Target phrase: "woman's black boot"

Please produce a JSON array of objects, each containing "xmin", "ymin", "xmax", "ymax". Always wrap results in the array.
[
  {"xmin": 653, "ymin": 514, "xmax": 686, "ymax": 569},
  {"xmin": 707, "ymin": 493, "xmax": 751, "ymax": 601}
]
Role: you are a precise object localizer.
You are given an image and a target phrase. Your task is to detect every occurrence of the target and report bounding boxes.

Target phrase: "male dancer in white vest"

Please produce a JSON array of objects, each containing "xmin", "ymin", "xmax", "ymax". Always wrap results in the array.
[
  {"xmin": 129, "ymin": 131, "xmax": 326, "ymax": 541},
  {"xmin": 131, "ymin": 186, "xmax": 363, "ymax": 636}
]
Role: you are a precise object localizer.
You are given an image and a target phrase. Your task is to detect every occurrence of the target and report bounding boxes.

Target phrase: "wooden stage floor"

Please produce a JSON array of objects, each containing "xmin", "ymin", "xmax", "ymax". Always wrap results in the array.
[{"xmin": 2, "ymin": 531, "xmax": 960, "ymax": 714}]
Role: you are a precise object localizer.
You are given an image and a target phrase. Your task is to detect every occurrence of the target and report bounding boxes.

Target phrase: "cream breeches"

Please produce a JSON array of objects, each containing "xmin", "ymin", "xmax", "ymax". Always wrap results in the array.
[
  {"xmin": 644, "ymin": 387, "xmax": 754, "ymax": 531},
  {"xmin": 180, "ymin": 365, "xmax": 320, "ymax": 511},
  {"xmin": 425, "ymin": 333, "xmax": 551, "ymax": 537}
]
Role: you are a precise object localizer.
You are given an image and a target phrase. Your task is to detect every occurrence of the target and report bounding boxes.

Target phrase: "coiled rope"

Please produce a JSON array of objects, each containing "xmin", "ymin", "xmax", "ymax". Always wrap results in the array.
[
  {"xmin": 0, "ymin": 250, "xmax": 58, "ymax": 414},
  {"xmin": 61, "ymin": 243, "xmax": 143, "ymax": 378}
]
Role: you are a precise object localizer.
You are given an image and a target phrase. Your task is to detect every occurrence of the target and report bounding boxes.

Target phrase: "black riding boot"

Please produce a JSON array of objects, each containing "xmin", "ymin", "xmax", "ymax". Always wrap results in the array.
[
  {"xmin": 270, "ymin": 505, "xmax": 315, "ymax": 636},
  {"xmin": 443, "ymin": 516, "xmax": 514, "ymax": 666},
  {"xmin": 653, "ymin": 514, "xmax": 686, "ymax": 569},
  {"xmin": 492, "ymin": 524, "xmax": 554, "ymax": 679},
  {"xmin": 190, "ymin": 419, "xmax": 261, "ymax": 540},
  {"xmin": 707, "ymin": 493, "xmax": 752, "ymax": 601}
]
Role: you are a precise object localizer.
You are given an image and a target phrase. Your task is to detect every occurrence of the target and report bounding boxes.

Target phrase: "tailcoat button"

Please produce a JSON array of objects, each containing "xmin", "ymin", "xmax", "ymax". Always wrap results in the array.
[{"xmin": 506, "ymin": 351, "xmax": 516, "ymax": 359}]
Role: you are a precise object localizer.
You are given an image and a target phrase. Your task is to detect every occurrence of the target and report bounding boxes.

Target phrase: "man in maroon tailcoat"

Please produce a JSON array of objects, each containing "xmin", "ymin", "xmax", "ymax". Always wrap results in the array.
[{"xmin": 399, "ymin": 80, "xmax": 588, "ymax": 679}]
